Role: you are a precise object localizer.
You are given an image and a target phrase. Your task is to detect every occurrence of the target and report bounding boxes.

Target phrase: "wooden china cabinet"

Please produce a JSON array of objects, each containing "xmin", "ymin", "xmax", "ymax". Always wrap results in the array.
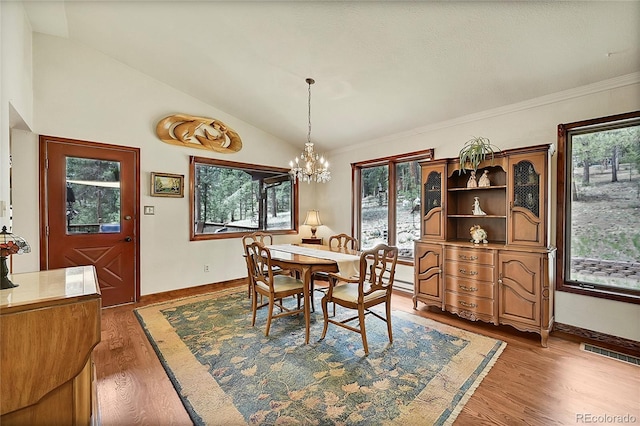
[{"xmin": 414, "ymin": 144, "xmax": 555, "ymax": 346}]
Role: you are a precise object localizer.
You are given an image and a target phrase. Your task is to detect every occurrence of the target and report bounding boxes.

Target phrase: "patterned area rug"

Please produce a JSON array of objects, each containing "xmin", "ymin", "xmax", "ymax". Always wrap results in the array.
[{"xmin": 135, "ymin": 288, "xmax": 506, "ymax": 425}]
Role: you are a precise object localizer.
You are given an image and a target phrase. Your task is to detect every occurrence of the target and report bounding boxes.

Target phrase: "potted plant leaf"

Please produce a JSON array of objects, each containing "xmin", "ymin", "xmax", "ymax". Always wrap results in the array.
[{"xmin": 458, "ymin": 136, "xmax": 500, "ymax": 175}]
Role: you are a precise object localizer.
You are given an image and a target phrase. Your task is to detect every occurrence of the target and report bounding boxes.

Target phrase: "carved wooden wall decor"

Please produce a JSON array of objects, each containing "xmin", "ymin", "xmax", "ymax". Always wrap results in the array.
[{"xmin": 156, "ymin": 114, "xmax": 242, "ymax": 153}]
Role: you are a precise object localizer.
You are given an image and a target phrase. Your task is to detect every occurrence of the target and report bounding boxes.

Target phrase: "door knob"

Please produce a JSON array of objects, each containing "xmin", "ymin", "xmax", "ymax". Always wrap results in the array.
[{"xmin": 124, "ymin": 236, "xmax": 132, "ymax": 242}]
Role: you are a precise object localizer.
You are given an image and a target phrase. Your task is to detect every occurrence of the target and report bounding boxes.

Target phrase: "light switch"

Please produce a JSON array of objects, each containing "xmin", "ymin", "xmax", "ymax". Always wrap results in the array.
[{"xmin": 144, "ymin": 206, "xmax": 155, "ymax": 215}]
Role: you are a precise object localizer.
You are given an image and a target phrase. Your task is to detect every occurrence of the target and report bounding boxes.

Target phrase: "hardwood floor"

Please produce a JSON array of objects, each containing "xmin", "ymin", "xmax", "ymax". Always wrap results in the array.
[{"xmin": 94, "ymin": 282, "xmax": 640, "ymax": 425}]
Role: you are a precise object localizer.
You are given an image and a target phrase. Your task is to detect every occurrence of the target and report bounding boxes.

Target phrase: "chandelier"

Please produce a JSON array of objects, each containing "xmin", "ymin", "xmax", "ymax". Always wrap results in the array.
[{"xmin": 289, "ymin": 78, "xmax": 330, "ymax": 184}]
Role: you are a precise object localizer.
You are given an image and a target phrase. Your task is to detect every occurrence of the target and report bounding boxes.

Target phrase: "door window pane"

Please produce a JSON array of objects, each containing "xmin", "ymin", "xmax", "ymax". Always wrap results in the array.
[
  {"xmin": 360, "ymin": 165, "xmax": 389, "ymax": 249},
  {"xmin": 65, "ymin": 157, "xmax": 121, "ymax": 234}
]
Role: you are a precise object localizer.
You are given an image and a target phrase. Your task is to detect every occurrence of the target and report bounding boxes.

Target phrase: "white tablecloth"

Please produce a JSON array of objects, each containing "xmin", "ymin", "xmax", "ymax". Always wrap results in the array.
[{"xmin": 266, "ymin": 244, "xmax": 361, "ymax": 278}]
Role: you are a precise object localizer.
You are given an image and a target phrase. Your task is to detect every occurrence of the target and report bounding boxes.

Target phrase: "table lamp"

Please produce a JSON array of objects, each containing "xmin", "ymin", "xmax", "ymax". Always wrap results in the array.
[
  {"xmin": 0, "ymin": 226, "xmax": 31, "ymax": 289},
  {"xmin": 304, "ymin": 210, "xmax": 322, "ymax": 238}
]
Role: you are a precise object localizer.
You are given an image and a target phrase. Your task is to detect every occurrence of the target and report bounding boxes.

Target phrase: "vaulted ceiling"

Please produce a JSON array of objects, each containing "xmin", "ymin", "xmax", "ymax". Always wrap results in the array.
[{"xmin": 23, "ymin": 1, "xmax": 640, "ymax": 152}]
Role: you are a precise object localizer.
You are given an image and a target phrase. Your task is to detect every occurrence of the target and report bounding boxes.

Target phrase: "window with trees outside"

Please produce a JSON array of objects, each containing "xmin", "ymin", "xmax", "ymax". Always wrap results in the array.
[
  {"xmin": 557, "ymin": 111, "xmax": 640, "ymax": 303},
  {"xmin": 190, "ymin": 156, "xmax": 298, "ymax": 240},
  {"xmin": 353, "ymin": 149, "xmax": 433, "ymax": 262}
]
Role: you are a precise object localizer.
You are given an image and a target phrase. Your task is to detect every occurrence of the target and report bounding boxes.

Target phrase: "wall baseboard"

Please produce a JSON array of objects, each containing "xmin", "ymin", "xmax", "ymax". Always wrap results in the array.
[
  {"xmin": 138, "ymin": 278, "xmax": 246, "ymax": 306},
  {"xmin": 554, "ymin": 322, "xmax": 640, "ymax": 357}
]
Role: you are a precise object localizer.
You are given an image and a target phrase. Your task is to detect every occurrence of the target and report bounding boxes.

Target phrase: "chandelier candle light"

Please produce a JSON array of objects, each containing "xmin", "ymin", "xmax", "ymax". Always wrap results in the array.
[{"xmin": 289, "ymin": 78, "xmax": 330, "ymax": 184}]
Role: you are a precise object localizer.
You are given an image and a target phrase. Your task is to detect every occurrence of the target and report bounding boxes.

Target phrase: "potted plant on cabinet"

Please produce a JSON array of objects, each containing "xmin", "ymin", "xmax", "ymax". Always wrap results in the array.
[{"xmin": 458, "ymin": 136, "xmax": 500, "ymax": 174}]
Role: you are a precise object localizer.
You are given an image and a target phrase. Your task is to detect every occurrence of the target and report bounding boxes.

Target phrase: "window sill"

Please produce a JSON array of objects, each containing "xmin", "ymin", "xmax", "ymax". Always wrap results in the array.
[{"xmin": 557, "ymin": 282, "xmax": 640, "ymax": 305}]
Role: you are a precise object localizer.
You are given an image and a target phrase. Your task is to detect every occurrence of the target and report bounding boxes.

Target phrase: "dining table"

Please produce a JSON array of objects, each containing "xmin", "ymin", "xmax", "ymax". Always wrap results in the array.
[{"xmin": 264, "ymin": 243, "xmax": 360, "ymax": 344}]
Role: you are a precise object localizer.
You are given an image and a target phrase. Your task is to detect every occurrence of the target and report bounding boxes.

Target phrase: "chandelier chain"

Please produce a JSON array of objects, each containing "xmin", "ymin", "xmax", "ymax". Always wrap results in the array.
[
  {"xmin": 308, "ymin": 79, "xmax": 312, "ymax": 144},
  {"xmin": 289, "ymin": 77, "xmax": 330, "ymax": 184}
]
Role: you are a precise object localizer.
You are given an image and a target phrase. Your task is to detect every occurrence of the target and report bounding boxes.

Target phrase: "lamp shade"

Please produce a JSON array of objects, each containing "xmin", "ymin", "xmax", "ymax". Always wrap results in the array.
[
  {"xmin": 303, "ymin": 210, "xmax": 322, "ymax": 227},
  {"xmin": 0, "ymin": 226, "xmax": 31, "ymax": 256}
]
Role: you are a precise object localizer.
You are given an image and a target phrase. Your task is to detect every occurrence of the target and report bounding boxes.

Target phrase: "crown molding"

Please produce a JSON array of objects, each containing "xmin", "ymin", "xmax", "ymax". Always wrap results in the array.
[{"xmin": 334, "ymin": 72, "xmax": 640, "ymax": 156}]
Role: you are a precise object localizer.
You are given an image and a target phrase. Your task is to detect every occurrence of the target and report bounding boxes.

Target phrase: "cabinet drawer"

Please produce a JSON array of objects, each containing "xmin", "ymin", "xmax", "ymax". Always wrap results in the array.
[
  {"xmin": 445, "ymin": 292, "xmax": 494, "ymax": 317},
  {"xmin": 445, "ymin": 260, "xmax": 494, "ymax": 282},
  {"xmin": 446, "ymin": 277, "xmax": 494, "ymax": 299},
  {"xmin": 445, "ymin": 247, "xmax": 494, "ymax": 265}
]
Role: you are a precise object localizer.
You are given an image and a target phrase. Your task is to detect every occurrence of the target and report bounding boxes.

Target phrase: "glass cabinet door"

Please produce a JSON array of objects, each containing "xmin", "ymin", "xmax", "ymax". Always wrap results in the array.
[
  {"xmin": 421, "ymin": 163, "xmax": 445, "ymax": 240},
  {"xmin": 512, "ymin": 160, "xmax": 540, "ymax": 217},
  {"xmin": 508, "ymin": 153, "xmax": 547, "ymax": 247}
]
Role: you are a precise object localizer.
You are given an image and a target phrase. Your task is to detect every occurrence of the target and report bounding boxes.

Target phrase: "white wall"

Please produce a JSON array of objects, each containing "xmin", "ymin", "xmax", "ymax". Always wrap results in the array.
[
  {"xmin": 11, "ymin": 33, "xmax": 317, "ymax": 295},
  {"xmin": 318, "ymin": 75, "xmax": 640, "ymax": 341},
  {"xmin": 10, "ymin": 129, "xmax": 38, "ymax": 273},
  {"xmin": 0, "ymin": 2, "xmax": 34, "ymax": 229}
]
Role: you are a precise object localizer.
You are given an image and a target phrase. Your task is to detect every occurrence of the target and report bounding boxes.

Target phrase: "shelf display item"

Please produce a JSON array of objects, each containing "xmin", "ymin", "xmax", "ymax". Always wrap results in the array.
[
  {"xmin": 470, "ymin": 225, "xmax": 488, "ymax": 244},
  {"xmin": 478, "ymin": 170, "xmax": 491, "ymax": 187},
  {"xmin": 472, "ymin": 197, "xmax": 486, "ymax": 215},
  {"xmin": 466, "ymin": 170, "xmax": 478, "ymax": 188}
]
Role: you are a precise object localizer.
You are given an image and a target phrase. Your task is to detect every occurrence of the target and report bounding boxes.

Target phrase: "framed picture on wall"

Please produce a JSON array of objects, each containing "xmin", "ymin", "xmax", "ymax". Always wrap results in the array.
[{"xmin": 150, "ymin": 172, "xmax": 184, "ymax": 197}]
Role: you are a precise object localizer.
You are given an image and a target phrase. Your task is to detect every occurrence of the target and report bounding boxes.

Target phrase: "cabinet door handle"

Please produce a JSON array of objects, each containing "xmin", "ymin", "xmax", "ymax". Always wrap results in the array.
[
  {"xmin": 459, "ymin": 301, "xmax": 477, "ymax": 308},
  {"xmin": 498, "ymin": 279, "xmax": 503, "ymax": 285},
  {"xmin": 459, "ymin": 254, "xmax": 478, "ymax": 261},
  {"xmin": 459, "ymin": 285, "xmax": 478, "ymax": 292},
  {"xmin": 459, "ymin": 268, "xmax": 478, "ymax": 276}
]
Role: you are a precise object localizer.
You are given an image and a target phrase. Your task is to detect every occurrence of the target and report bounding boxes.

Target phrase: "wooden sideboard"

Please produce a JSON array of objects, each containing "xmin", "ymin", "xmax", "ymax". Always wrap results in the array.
[
  {"xmin": 0, "ymin": 266, "xmax": 101, "ymax": 425},
  {"xmin": 414, "ymin": 144, "xmax": 556, "ymax": 346}
]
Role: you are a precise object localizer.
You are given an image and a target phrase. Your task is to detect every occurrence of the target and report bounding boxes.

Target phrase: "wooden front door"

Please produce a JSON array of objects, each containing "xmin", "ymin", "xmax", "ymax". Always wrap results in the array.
[{"xmin": 40, "ymin": 136, "xmax": 140, "ymax": 306}]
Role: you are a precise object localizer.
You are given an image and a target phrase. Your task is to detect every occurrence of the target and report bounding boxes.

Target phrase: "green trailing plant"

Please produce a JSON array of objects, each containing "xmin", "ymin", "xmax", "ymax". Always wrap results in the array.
[{"xmin": 458, "ymin": 136, "xmax": 500, "ymax": 174}]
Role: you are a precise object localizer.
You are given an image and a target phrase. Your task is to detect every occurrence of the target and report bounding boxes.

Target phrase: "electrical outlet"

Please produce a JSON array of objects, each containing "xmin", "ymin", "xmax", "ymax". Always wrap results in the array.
[{"xmin": 204, "ymin": 264, "xmax": 210, "ymax": 272}]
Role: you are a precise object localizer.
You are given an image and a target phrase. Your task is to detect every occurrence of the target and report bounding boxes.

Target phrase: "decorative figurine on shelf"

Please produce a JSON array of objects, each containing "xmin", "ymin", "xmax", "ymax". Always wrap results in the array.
[
  {"xmin": 470, "ymin": 225, "xmax": 488, "ymax": 244},
  {"xmin": 472, "ymin": 196, "xmax": 486, "ymax": 215},
  {"xmin": 466, "ymin": 170, "xmax": 478, "ymax": 188},
  {"xmin": 478, "ymin": 170, "xmax": 491, "ymax": 187}
]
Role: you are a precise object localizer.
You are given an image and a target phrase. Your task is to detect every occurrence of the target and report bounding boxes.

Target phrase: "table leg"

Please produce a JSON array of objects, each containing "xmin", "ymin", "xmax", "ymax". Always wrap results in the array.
[{"xmin": 301, "ymin": 265, "xmax": 312, "ymax": 344}]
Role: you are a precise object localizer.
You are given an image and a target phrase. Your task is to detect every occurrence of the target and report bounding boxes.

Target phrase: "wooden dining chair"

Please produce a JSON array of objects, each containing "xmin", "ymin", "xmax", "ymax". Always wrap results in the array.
[
  {"xmin": 328, "ymin": 234, "xmax": 359, "ymax": 251},
  {"xmin": 246, "ymin": 242, "xmax": 306, "ymax": 337},
  {"xmin": 310, "ymin": 234, "xmax": 359, "ymax": 314},
  {"xmin": 242, "ymin": 232, "xmax": 286, "ymax": 298},
  {"xmin": 320, "ymin": 243, "xmax": 398, "ymax": 355}
]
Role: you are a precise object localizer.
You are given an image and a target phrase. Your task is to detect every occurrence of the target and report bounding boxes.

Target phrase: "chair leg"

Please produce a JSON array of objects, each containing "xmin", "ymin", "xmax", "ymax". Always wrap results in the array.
[
  {"xmin": 320, "ymin": 294, "xmax": 330, "ymax": 339},
  {"xmin": 265, "ymin": 297, "xmax": 275, "ymax": 336},
  {"xmin": 309, "ymin": 276, "xmax": 316, "ymax": 313},
  {"xmin": 386, "ymin": 299, "xmax": 393, "ymax": 343},
  {"xmin": 327, "ymin": 276, "xmax": 336, "ymax": 317},
  {"xmin": 359, "ymin": 307, "xmax": 369, "ymax": 355},
  {"xmin": 251, "ymin": 289, "xmax": 258, "ymax": 326}
]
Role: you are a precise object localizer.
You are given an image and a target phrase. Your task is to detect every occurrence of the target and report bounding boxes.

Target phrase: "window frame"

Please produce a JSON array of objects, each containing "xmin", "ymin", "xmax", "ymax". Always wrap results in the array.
[
  {"xmin": 189, "ymin": 156, "xmax": 299, "ymax": 241},
  {"xmin": 352, "ymin": 149, "xmax": 433, "ymax": 265},
  {"xmin": 556, "ymin": 110, "xmax": 640, "ymax": 304}
]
